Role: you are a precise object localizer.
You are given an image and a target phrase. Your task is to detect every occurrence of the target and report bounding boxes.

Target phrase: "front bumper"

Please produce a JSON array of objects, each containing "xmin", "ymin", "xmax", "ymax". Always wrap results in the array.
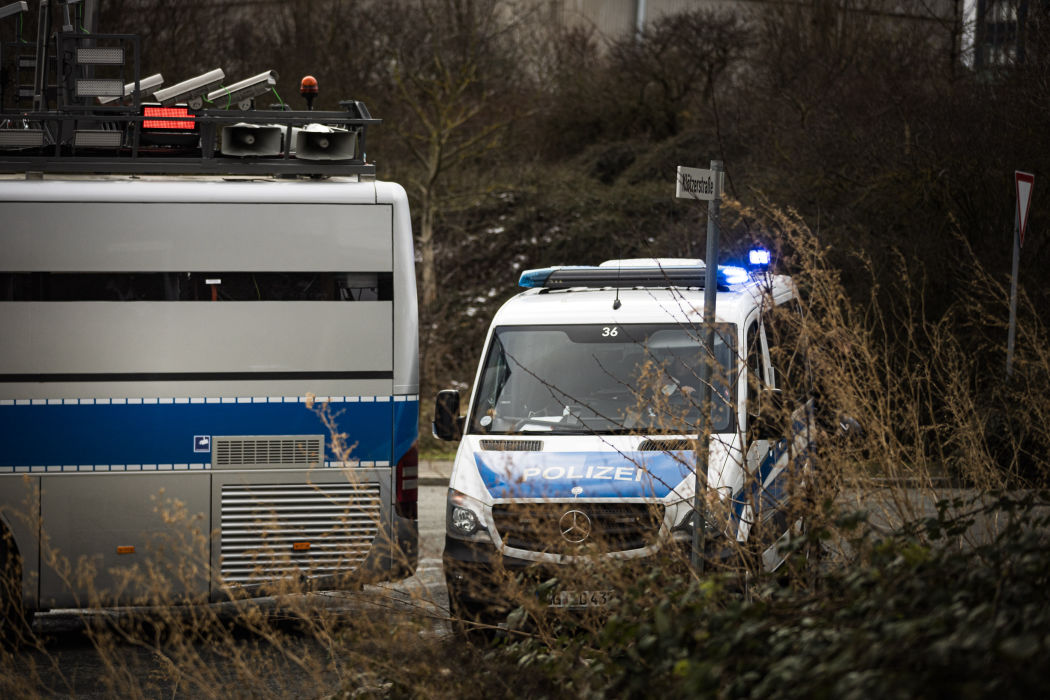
[{"xmin": 442, "ymin": 535, "xmax": 703, "ymax": 614}]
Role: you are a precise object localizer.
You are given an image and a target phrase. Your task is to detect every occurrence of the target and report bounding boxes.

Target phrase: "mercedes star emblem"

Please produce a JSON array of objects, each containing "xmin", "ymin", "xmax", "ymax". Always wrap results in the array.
[{"xmin": 559, "ymin": 509, "xmax": 592, "ymax": 544}]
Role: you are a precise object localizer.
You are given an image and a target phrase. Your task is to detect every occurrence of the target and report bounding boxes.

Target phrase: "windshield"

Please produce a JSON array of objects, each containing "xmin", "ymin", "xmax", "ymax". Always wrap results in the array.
[{"xmin": 469, "ymin": 323, "xmax": 736, "ymax": 435}]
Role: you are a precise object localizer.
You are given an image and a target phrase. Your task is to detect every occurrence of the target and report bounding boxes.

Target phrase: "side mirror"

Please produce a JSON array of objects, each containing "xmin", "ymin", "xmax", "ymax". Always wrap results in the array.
[
  {"xmin": 836, "ymin": 413, "xmax": 863, "ymax": 440},
  {"xmin": 433, "ymin": 389, "xmax": 463, "ymax": 441}
]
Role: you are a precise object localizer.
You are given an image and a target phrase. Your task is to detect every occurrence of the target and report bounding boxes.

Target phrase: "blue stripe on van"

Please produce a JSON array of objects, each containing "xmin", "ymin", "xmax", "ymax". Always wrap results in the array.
[
  {"xmin": 0, "ymin": 399, "xmax": 396, "ymax": 467},
  {"xmin": 474, "ymin": 451, "xmax": 695, "ymax": 500}
]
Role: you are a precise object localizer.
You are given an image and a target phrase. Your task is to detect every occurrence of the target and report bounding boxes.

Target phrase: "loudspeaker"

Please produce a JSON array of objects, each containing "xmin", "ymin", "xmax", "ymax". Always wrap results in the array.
[
  {"xmin": 294, "ymin": 126, "xmax": 356, "ymax": 161},
  {"xmin": 220, "ymin": 123, "xmax": 284, "ymax": 157}
]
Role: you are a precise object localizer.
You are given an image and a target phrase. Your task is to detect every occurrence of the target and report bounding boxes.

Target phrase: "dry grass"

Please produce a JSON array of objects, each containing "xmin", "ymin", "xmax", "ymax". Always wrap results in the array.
[{"xmin": 2, "ymin": 204, "xmax": 1048, "ymax": 697}]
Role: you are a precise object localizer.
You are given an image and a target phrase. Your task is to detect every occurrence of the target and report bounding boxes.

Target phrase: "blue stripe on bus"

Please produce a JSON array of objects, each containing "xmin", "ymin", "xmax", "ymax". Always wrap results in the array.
[
  {"xmin": 392, "ymin": 399, "xmax": 419, "ymax": 465},
  {"xmin": 0, "ymin": 399, "xmax": 405, "ymax": 467}
]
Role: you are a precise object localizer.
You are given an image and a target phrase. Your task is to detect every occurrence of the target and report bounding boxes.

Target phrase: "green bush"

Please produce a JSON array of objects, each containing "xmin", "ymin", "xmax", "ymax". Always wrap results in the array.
[{"xmin": 505, "ymin": 493, "xmax": 1050, "ymax": 699}]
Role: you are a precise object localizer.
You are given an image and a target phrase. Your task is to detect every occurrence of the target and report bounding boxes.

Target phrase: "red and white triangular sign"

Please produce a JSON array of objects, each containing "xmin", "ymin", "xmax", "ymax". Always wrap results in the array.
[{"xmin": 1016, "ymin": 171, "xmax": 1034, "ymax": 247}]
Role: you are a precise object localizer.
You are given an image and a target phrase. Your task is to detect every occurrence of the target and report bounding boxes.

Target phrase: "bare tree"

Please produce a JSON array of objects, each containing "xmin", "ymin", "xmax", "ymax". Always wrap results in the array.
[
  {"xmin": 372, "ymin": 0, "xmax": 528, "ymax": 308},
  {"xmin": 606, "ymin": 9, "xmax": 752, "ymax": 140}
]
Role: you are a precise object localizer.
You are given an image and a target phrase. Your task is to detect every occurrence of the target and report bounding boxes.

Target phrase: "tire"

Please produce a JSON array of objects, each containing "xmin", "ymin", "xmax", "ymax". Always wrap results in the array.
[
  {"xmin": 446, "ymin": 581, "xmax": 504, "ymax": 643},
  {"xmin": 0, "ymin": 530, "xmax": 34, "ymax": 648}
]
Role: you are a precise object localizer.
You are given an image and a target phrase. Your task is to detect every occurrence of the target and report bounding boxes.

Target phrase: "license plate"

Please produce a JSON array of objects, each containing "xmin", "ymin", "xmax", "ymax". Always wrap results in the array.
[{"xmin": 548, "ymin": 589, "xmax": 613, "ymax": 609}]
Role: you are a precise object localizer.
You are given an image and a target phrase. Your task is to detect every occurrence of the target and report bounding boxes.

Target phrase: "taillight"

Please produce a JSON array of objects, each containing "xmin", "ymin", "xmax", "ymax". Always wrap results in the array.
[{"xmin": 395, "ymin": 443, "xmax": 418, "ymax": 520}]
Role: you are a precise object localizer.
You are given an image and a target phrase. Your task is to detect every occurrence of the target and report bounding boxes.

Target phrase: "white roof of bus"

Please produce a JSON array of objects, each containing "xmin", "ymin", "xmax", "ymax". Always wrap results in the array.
[
  {"xmin": 0, "ymin": 175, "xmax": 383, "ymax": 204},
  {"xmin": 490, "ymin": 276, "xmax": 793, "ymax": 328}
]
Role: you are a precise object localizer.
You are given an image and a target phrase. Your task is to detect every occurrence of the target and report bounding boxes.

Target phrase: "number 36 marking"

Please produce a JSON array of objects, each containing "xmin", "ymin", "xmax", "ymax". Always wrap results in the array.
[{"xmin": 602, "ymin": 326, "xmax": 619, "ymax": 337}]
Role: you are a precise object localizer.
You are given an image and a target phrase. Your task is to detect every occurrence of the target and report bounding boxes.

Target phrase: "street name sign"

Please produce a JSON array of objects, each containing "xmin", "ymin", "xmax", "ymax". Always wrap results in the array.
[{"xmin": 676, "ymin": 166, "xmax": 724, "ymax": 201}]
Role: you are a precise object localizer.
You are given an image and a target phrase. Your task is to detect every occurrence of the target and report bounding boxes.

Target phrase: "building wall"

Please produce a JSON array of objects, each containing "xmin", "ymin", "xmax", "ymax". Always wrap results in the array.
[{"xmin": 548, "ymin": 0, "xmax": 963, "ymax": 60}]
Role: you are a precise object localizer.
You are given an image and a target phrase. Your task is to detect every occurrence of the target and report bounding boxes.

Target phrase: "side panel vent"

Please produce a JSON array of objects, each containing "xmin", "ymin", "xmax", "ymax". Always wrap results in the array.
[
  {"xmin": 213, "ymin": 435, "xmax": 324, "ymax": 469},
  {"xmin": 479, "ymin": 439, "xmax": 544, "ymax": 452},
  {"xmin": 220, "ymin": 482, "xmax": 381, "ymax": 585},
  {"xmin": 638, "ymin": 439, "xmax": 693, "ymax": 452}
]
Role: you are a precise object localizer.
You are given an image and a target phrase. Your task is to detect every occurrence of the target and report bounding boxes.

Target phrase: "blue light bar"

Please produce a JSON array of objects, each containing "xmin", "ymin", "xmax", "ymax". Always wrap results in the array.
[
  {"xmin": 748, "ymin": 248, "xmax": 771, "ymax": 268},
  {"xmin": 519, "ymin": 265, "xmax": 709, "ymax": 289},
  {"xmin": 716, "ymin": 265, "xmax": 749, "ymax": 287},
  {"xmin": 519, "ymin": 268, "xmax": 556, "ymax": 288}
]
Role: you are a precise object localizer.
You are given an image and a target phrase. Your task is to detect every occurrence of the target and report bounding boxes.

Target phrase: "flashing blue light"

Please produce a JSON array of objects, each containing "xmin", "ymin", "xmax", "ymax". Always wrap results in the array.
[
  {"xmin": 717, "ymin": 265, "xmax": 750, "ymax": 286},
  {"xmin": 748, "ymin": 248, "xmax": 771, "ymax": 268},
  {"xmin": 518, "ymin": 268, "xmax": 555, "ymax": 288}
]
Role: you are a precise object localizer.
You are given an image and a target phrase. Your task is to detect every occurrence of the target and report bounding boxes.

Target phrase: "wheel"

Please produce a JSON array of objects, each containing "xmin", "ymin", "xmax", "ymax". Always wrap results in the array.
[
  {"xmin": 446, "ymin": 580, "xmax": 504, "ymax": 643},
  {"xmin": 0, "ymin": 531, "xmax": 34, "ymax": 647}
]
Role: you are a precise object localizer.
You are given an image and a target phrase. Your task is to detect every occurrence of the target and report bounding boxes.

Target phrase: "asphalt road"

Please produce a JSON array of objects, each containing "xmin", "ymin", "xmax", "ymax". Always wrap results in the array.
[{"xmin": 8, "ymin": 484, "xmax": 452, "ymax": 698}]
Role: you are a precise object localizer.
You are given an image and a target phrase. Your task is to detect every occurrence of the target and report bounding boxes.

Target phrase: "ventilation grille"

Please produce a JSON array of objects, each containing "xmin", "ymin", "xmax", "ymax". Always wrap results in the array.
[
  {"xmin": 479, "ymin": 439, "xmax": 544, "ymax": 451},
  {"xmin": 492, "ymin": 502, "xmax": 664, "ymax": 555},
  {"xmin": 213, "ymin": 435, "xmax": 323, "ymax": 469},
  {"xmin": 638, "ymin": 439, "xmax": 694, "ymax": 452},
  {"xmin": 219, "ymin": 482, "xmax": 381, "ymax": 585}
]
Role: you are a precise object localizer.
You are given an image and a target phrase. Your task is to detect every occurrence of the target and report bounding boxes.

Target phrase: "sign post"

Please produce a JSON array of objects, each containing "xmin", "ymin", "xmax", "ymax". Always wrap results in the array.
[
  {"xmin": 677, "ymin": 161, "xmax": 724, "ymax": 573},
  {"xmin": 1007, "ymin": 171, "xmax": 1034, "ymax": 378}
]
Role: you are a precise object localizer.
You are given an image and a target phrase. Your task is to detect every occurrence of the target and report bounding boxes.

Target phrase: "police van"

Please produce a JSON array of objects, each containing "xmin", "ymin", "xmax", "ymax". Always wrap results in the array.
[{"xmin": 432, "ymin": 256, "xmax": 815, "ymax": 623}]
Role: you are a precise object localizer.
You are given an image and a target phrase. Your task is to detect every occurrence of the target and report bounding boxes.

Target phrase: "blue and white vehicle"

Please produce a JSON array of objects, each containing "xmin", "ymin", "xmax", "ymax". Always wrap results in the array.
[
  {"xmin": 0, "ymin": 27, "xmax": 418, "ymax": 634},
  {"xmin": 433, "ymin": 257, "xmax": 814, "ymax": 620},
  {"xmin": 0, "ymin": 176, "xmax": 419, "ymax": 618}
]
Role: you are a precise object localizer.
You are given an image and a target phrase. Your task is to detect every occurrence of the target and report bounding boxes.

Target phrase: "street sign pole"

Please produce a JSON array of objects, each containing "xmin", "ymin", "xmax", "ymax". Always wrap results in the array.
[
  {"xmin": 675, "ymin": 160, "xmax": 724, "ymax": 573},
  {"xmin": 1007, "ymin": 171, "xmax": 1034, "ymax": 378},
  {"xmin": 1007, "ymin": 207, "xmax": 1020, "ymax": 378},
  {"xmin": 693, "ymin": 160, "xmax": 723, "ymax": 573}
]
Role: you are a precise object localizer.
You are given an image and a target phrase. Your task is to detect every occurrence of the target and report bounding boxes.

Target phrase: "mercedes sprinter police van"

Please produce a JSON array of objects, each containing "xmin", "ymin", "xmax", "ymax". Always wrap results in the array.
[{"xmin": 433, "ymin": 256, "xmax": 815, "ymax": 623}]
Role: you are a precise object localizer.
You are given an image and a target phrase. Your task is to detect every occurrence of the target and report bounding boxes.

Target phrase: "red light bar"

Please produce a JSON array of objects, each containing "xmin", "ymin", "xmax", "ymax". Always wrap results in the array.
[{"xmin": 143, "ymin": 106, "xmax": 195, "ymax": 130}]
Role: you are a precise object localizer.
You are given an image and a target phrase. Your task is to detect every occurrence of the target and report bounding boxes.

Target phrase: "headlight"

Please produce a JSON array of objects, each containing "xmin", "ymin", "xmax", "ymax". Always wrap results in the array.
[
  {"xmin": 446, "ymin": 489, "xmax": 490, "ymax": 541},
  {"xmin": 450, "ymin": 505, "xmax": 480, "ymax": 535}
]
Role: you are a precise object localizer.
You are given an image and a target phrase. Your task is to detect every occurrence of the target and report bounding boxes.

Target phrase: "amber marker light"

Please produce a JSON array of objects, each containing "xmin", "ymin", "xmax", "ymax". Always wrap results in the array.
[{"xmin": 300, "ymin": 75, "xmax": 318, "ymax": 110}]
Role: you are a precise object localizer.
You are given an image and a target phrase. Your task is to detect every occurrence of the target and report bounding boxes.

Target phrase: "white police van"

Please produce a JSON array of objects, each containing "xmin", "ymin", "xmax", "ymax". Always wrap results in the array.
[{"xmin": 432, "ymin": 256, "xmax": 815, "ymax": 624}]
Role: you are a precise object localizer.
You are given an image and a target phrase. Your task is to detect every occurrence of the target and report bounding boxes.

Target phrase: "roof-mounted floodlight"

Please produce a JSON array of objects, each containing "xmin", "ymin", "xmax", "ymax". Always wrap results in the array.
[
  {"xmin": 76, "ymin": 46, "xmax": 125, "ymax": 66},
  {"xmin": 206, "ymin": 70, "xmax": 278, "ymax": 110},
  {"xmin": 97, "ymin": 73, "xmax": 164, "ymax": 105},
  {"xmin": 153, "ymin": 68, "xmax": 225, "ymax": 109},
  {"xmin": 0, "ymin": 129, "xmax": 44, "ymax": 148},
  {"xmin": 73, "ymin": 130, "xmax": 122, "ymax": 148},
  {"xmin": 0, "ymin": 2, "xmax": 28, "ymax": 21},
  {"xmin": 76, "ymin": 79, "xmax": 124, "ymax": 98}
]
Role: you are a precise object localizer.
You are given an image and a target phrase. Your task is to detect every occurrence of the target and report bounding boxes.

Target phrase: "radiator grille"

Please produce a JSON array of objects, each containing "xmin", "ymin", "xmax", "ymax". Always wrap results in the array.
[
  {"xmin": 479, "ymin": 439, "xmax": 544, "ymax": 451},
  {"xmin": 213, "ymin": 435, "xmax": 323, "ymax": 469},
  {"xmin": 638, "ymin": 439, "xmax": 693, "ymax": 452},
  {"xmin": 219, "ymin": 482, "xmax": 381, "ymax": 584},
  {"xmin": 492, "ymin": 502, "xmax": 664, "ymax": 555}
]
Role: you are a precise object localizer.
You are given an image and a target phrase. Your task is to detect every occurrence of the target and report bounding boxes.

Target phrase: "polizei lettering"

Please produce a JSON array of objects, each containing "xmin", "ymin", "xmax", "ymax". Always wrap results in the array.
[
  {"xmin": 520, "ymin": 464, "xmax": 645, "ymax": 482},
  {"xmin": 680, "ymin": 172, "xmax": 715, "ymax": 196}
]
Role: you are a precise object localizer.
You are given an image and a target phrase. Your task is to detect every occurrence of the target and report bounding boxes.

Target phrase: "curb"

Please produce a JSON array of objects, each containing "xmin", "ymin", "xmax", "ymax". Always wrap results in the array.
[{"xmin": 418, "ymin": 460, "xmax": 452, "ymax": 487}]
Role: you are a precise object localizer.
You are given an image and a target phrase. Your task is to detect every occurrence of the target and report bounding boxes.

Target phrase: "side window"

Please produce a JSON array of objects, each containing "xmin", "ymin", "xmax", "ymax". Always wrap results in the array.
[
  {"xmin": 766, "ymin": 299, "xmax": 807, "ymax": 402},
  {"xmin": 744, "ymin": 317, "xmax": 769, "ymax": 437}
]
